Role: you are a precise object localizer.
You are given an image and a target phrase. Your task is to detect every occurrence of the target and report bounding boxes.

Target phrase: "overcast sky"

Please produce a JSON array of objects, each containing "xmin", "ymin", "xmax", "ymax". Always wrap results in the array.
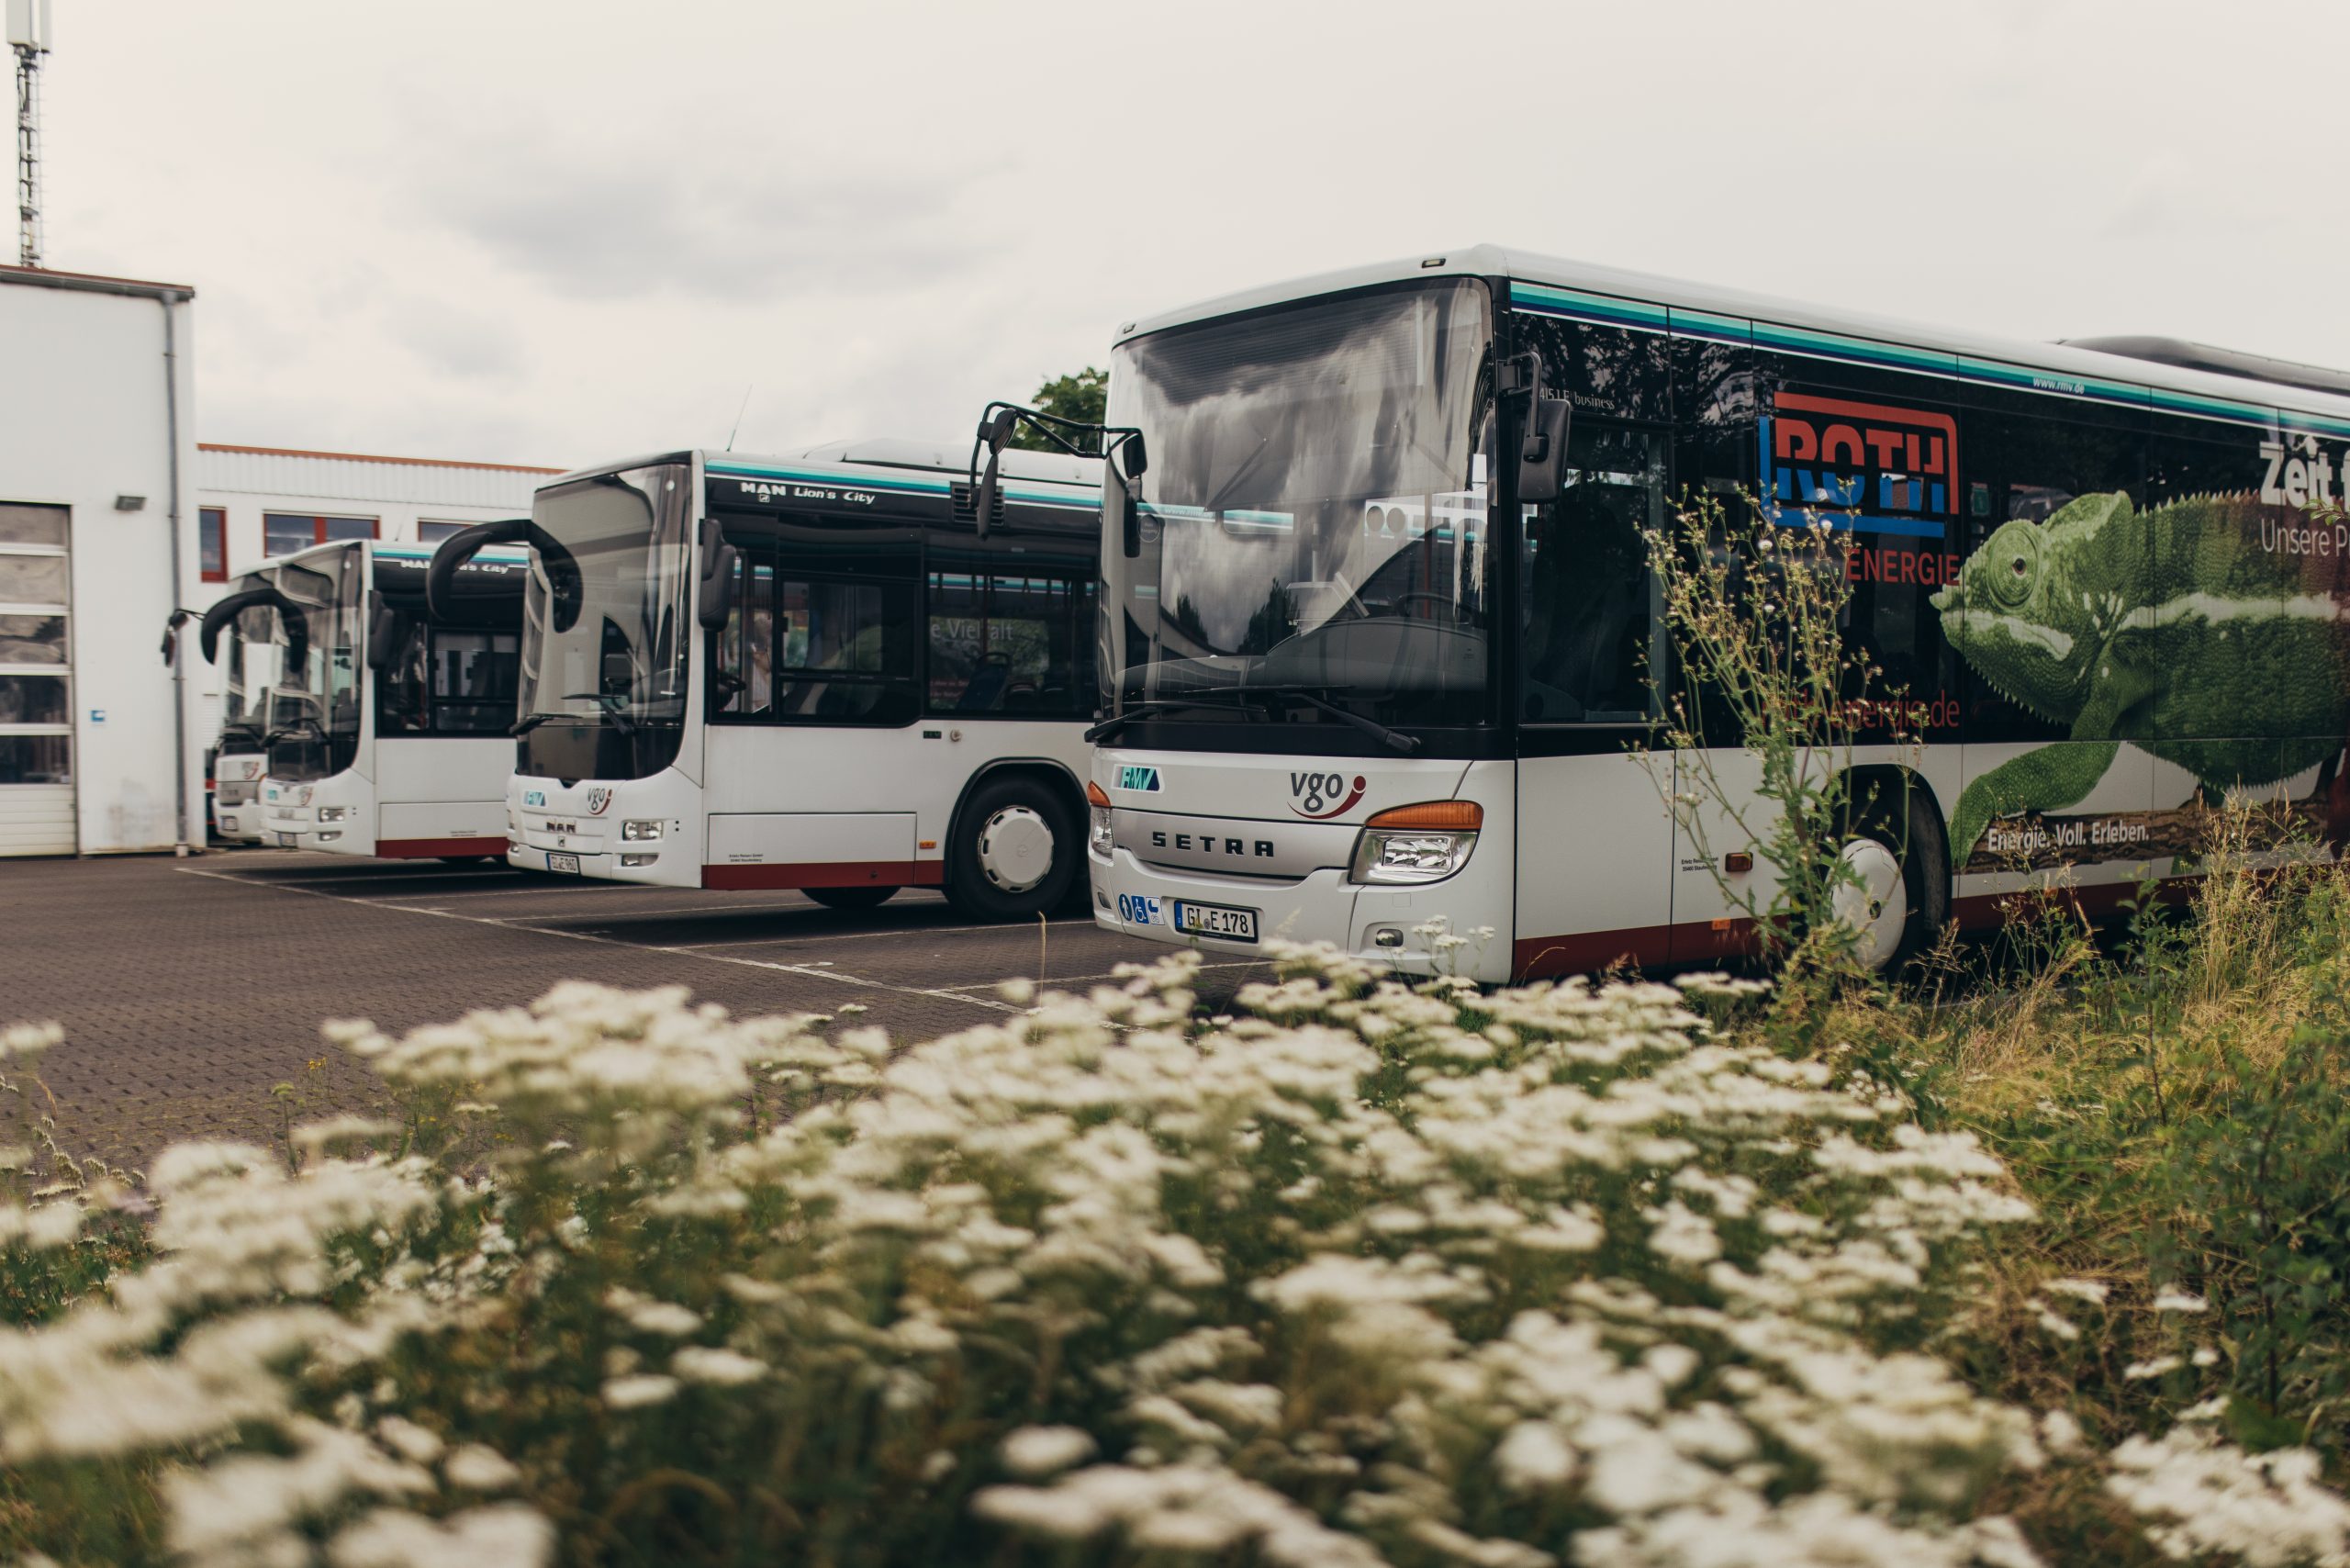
[{"xmin": 38, "ymin": 0, "xmax": 2350, "ymax": 467}]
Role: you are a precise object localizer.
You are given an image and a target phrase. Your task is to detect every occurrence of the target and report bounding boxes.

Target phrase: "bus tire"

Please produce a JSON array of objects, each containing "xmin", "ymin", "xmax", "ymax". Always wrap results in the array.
[
  {"xmin": 946, "ymin": 773, "xmax": 1077, "ymax": 922},
  {"xmin": 1830, "ymin": 788, "xmax": 1946, "ymax": 977},
  {"xmin": 805, "ymin": 885, "xmax": 898, "ymax": 911}
]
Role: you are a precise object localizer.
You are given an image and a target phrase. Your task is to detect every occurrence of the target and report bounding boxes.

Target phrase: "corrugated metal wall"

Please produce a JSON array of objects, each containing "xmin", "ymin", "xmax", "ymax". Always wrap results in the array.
[{"xmin": 196, "ymin": 446, "xmax": 556, "ymax": 511}]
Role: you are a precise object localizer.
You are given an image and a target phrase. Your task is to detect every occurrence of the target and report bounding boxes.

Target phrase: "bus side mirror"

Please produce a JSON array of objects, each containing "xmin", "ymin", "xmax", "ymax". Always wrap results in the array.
[
  {"xmin": 698, "ymin": 542, "xmax": 738, "ymax": 631},
  {"xmin": 161, "ymin": 608, "xmax": 190, "ymax": 665},
  {"xmin": 1114, "ymin": 432, "xmax": 1148, "ymax": 558},
  {"xmin": 1518, "ymin": 397, "xmax": 1572, "ymax": 505}
]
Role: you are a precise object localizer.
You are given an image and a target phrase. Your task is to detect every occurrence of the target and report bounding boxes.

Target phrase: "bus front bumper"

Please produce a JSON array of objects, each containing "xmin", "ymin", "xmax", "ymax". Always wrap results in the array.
[{"xmin": 1089, "ymin": 848, "xmax": 1504, "ymax": 981}]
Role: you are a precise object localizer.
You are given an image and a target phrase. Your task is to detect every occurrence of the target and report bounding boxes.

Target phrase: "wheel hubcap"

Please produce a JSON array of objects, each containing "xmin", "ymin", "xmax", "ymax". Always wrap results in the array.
[
  {"xmin": 977, "ymin": 806, "xmax": 1055, "ymax": 894},
  {"xmin": 1830, "ymin": 838, "xmax": 1908, "ymax": 972}
]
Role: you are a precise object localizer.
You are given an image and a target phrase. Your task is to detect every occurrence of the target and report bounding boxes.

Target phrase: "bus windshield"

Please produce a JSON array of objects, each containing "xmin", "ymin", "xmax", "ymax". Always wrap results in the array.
[
  {"xmin": 518, "ymin": 465, "xmax": 693, "ymax": 738},
  {"xmin": 1102, "ymin": 280, "xmax": 1495, "ymax": 734},
  {"xmin": 267, "ymin": 547, "xmax": 363, "ymax": 781}
]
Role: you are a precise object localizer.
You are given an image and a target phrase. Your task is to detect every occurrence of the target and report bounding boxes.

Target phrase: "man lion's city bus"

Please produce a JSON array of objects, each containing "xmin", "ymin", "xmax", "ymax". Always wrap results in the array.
[
  {"xmin": 1086, "ymin": 245, "xmax": 2350, "ymax": 982},
  {"xmin": 228, "ymin": 537, "xmax": 529, "ymax": 859},
  {"xmin": 181, "ymin": 571, "xmax": 279, "ymax": 842},
  {"xmin": 435, "ymin": 440, "xmax": 1101, "ymax": 917}
]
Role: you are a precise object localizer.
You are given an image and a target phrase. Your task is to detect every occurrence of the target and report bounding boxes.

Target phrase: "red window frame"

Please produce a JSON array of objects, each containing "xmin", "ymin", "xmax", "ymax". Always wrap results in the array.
[
  {"xmin": 198, "ymin": 506, "xmax": 228, "ymax": 583},
  {"xmin": 262, "ymin": 512, "xmax": 380, "ymax": 557}
]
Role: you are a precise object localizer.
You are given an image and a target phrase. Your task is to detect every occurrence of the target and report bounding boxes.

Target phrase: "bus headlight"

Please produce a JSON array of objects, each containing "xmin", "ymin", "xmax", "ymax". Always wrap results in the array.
[
  {"xmin": 1349, "ymin": 801, "xmax": 1483, "ymax": 885},
  {"xmin": 1086, "ymin": 781, "xmax": 1113, "ymax": 860},
  {"xmin": 622, "ymin": 819, "xmax": 663, "ymax": 840},
  {"xmin": 316, "ymin": 806, "xmax": 348, "ymax": 823}
]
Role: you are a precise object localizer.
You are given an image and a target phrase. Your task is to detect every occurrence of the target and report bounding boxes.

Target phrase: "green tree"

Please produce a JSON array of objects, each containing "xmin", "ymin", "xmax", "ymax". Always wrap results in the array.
[{"xmin": 1008, "ymin": 366, "xmax": 1107, "ymax": 452}]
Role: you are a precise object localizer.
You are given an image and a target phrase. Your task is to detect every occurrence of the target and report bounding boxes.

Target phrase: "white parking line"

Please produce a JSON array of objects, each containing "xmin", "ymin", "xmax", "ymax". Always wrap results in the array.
[
  {"xmin": 942, "ymin": 959, "xmax": 1267, "ymax": 993},
  {"xmin": 668, "ymin": 918, "xmax": 1092, "ymax": 950},
  {"xmin": 173, "ymin": 866, "xmax": 1018, "ymax": 1014}
]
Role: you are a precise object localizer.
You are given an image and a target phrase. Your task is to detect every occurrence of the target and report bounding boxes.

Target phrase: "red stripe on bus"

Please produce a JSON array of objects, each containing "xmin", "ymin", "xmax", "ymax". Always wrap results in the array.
[
  {"xmin": 1514, "ymin": 876, "xmax": 2199, "ymax": 980},
  {"xmin": 377, "ymin": 836, "xmax": 508, "ymax": 859},
  {"xmin": 700, "ymin": 860, "xmax": 946, "ymax": 890}
]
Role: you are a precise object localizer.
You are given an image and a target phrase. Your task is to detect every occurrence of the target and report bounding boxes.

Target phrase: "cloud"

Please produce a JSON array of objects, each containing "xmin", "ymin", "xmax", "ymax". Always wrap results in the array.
[{"xmin": 420, "ymin": 126, "xmax": 1004, "ymax": 303}]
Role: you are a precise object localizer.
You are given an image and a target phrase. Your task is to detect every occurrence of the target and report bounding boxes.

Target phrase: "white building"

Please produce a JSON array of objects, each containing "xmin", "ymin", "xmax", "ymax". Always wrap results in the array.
[
  {"xmin": 0, "ymin": 261, "xmax": 560, "ymax": 857},
  {"xmin": 0, "ymin": 263, "xmax": 197, "ymax": 857},
  {"xmin": 189, "ymin": 444, "xmax": 559, "ymax": 748}
]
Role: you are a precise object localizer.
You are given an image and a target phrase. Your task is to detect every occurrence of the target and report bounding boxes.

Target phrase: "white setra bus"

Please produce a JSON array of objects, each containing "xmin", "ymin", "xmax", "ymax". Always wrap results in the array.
[
  {"xmin": 234, "ymin": 537, "xmax": 530, "ymax": 859},
  {"xmin": 431, "ymin": 440, "xmax": 1102, "ymax": 916},
  {"xmin": 1084, "ymin": 245, "xmax": 2350, "ymax": 982}
]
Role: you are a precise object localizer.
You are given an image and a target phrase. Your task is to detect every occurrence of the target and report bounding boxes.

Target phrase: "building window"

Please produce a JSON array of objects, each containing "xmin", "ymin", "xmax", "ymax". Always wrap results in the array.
[
  {"xmin": 199, "ymin": 507, "xmax": 227, "ymax": 582},
  {"xmin": 416, "ymin": 521, "xmax": 467, "ymax": 545},
  {"xmin": 263, "ymin": 512, "xmax": 376, "ymax": 556},
  {"xmin": 0, "ymin": 502, "xmax": 72, "ymax": 801}
]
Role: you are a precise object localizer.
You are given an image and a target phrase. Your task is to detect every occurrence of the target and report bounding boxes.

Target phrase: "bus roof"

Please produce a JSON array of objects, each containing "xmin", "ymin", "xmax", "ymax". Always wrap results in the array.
[
  {"xmin": 543, "ymin": 440, "xmax": 1102, "ymax": 494},
  {"xmin": 1114, "ymin": 243, "xmax": 2350, "ymax": 436}
]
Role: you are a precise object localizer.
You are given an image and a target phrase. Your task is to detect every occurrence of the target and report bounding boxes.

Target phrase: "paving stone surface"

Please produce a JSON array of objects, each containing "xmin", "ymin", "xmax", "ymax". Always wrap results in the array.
[{"xmin": 1, "ymin": 848, "xmax": 1265, "ymax": 1168}]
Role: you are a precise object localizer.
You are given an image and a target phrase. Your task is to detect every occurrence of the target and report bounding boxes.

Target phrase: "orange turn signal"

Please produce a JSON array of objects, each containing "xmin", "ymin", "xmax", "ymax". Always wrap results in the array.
[
  {"xmin": 1364, "ymin": 800, "xmax": 1483, "ymax": 832},
  {"xmin": 1086, "ymin": 781, "xmax": 1112, "ymax": 809}
]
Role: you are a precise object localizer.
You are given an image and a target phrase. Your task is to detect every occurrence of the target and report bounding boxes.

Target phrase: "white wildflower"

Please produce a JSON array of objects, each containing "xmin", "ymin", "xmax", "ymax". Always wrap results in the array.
[
  {"xmin": 601, "ymin": 1374, "xmax": 678, "ymax": 1409},
  {"xmin": 1002, "ymin": 1426, "xmax": 1096, "ymax": 1479}
]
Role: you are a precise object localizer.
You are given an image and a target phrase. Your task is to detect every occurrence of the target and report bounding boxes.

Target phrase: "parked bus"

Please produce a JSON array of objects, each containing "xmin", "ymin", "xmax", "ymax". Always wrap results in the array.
[
  {"xmin": 1081, "ymin": 245, "xmax": 2350, "ymax": 982},
  {"xmin": 176, "ymin": 571, "xmax": 279, "ymax": 842},
  {"xmin": 430, "ymin": 440, "xmax": 1101, "ymax": 916},
  {"xmin": 241, "ymin": 537, "xmax": 528, "ymax": 858}
]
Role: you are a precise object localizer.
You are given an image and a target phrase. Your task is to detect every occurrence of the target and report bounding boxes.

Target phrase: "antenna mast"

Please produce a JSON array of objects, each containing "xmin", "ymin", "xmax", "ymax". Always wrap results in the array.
[{"xmin": 8, "ymin": 0, "xmax": 50, "ymax": 268}]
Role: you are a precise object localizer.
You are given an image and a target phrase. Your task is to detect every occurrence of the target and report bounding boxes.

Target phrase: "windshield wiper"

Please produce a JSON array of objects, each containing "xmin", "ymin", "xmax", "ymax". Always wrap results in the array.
[
  {"xmin": 1088, "ymin": 686, "xmax": 1421, "ymax": 755},
  {"xmin": 509, "ymin": 711, "xmax": 569, "ymax": 737},
  {"xmin": 563, "ymin": 692, "xmax": 638, "ymax": 737},
  {"xmin": 1084, "ymin": 691, "xmax": 1268, "ymax": 745},
  {"xmin": 1244, "ymin": 685, "xmax": 1422, "ymax": 755}
]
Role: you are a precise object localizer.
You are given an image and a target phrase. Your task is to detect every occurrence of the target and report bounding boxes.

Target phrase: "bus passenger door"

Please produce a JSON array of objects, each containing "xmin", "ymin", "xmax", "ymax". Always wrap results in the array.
[
  {"xmin": 701, "ymin": 523, "xmax": 929, "ymax": 887},
  {"xmin": 1514, "ymin": 426, "xmax": 1677, "ymax": 978}
]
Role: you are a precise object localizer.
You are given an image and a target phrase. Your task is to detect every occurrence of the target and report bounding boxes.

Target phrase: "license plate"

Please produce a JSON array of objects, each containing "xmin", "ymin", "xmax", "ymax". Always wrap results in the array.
[
  {"xmin": 276, "ymin": 832, "xmax": 297, "ymax": 847},
  {"xmin": 1116, "ymin": 892, "xmax": 1164, "ymax": 926},
  {"xmin": 1171, "ymin": 900, "xmax": 1258, "ymax": 943},
  {"xmin": 546, "ymin": 852, "xmax": 581, "ymax": 875}
]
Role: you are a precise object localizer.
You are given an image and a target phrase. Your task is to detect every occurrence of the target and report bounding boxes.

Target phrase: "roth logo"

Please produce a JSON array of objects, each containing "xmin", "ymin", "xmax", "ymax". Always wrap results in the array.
[
  {"xmin": 1290, "ymin": 771, "xmax": 1366, "ymax": 818},
  {"xmin": 1760, "ymin": 391, "xmax": 1957, "ymax": 540},
  {"xmin": 1117, "ymin": 765, "xmax": 1161, "ymax": 792}
]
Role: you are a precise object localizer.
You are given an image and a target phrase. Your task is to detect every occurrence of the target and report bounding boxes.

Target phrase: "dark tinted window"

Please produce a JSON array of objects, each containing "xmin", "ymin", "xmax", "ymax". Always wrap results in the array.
[
  {"xmin": 928, "ymin": 567, "xmax": 1094, "ymax": 715},
  {"xmin": 1951, "ymin": 415, "xmax": 2144, "ymax": 743},
  {"xmin": 711, "ymin": 526, "xmax": 920, "ymax": 727},
  {"xmin": 1520, "ymin": 424, "xmax": 1664, "ymax": 724}
]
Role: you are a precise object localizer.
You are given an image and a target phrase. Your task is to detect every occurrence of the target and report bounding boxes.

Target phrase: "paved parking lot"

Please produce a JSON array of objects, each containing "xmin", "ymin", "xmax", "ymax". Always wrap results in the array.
[{"xmin": 2, "ymin": 848, "xmax": 1270, "ymax": 1169}]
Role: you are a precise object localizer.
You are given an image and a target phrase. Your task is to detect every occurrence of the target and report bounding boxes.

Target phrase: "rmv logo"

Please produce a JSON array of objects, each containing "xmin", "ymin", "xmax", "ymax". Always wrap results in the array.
[
  {"xmin": 1759, "ymin": 391, "xmax": 1957, "ymax": 541},
  {"xmin": 1117, "ymin": 765, "xmax": 1161, "ymax": 792},
  {"xmin": 1290, "ymin": 771, "xmax": 1367, "ymax": 819}
]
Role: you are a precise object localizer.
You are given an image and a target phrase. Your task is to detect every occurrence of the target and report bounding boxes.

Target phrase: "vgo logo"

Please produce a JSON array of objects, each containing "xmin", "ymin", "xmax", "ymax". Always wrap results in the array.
[
  {"xmin": 1290, "ymin": 771, "xmax": 1366, "ymax": 819},
  {"xmin": 1117, "ymin": 765, "xmax": 1161, "ymax": 792}
]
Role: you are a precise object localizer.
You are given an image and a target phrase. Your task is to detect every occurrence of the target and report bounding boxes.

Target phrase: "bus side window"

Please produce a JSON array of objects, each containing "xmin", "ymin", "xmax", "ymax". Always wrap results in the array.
[
  {"xmin": 928, "ymin": 567, "xmax": 1093, "ymax": 716},
  {"xmin": 711, "ymin": 546, "xmax": 775, "ymax": 717},
  {"xmin": 1519, "ymin": 425, "xmax": 1666, "ymax": 724}
]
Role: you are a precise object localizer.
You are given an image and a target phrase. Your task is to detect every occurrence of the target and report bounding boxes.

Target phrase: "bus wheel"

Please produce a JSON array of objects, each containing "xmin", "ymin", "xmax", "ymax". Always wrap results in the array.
[
  {"xmin": 947, "ymin": 774, "xmax": 1077, "ymax": 922},
  {"xmin": 1829, "ymin": 792, "xmax": 1945, "ymax": 976},
  {"xmin": 805, "ymin": 885, "xmax": 898, "ymax": 911}
]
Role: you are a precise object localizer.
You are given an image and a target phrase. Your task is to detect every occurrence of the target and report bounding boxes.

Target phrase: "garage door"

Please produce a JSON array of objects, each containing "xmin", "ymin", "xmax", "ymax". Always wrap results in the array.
[{"xmin": 0, "ymin": 503, "xmax": 73, "ymax": 856}]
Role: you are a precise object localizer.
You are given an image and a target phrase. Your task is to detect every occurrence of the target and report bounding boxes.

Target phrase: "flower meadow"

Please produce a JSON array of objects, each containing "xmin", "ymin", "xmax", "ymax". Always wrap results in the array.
[{"xmin": 0, "ymin": 949, "xmax": 2344, "ymax": 1567}]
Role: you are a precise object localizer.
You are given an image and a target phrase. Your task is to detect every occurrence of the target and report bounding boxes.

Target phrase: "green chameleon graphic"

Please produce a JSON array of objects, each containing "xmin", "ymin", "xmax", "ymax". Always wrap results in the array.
[{"xmin": 1930, "ymin": 491, "xmax": 2350, "ymax": 869}]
